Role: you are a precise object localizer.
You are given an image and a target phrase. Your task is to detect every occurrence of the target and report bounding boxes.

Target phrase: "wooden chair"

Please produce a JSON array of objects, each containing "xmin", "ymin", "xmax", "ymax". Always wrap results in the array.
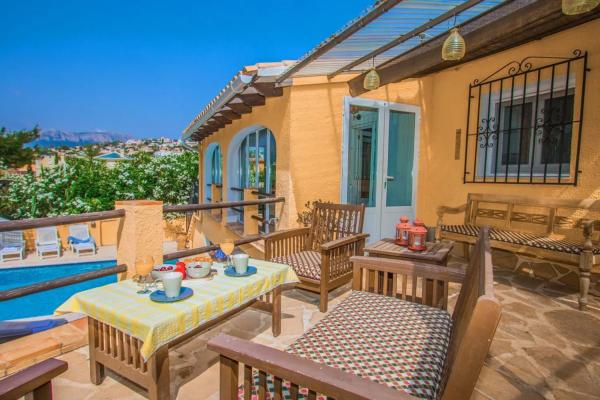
[
  {"xmin": 264, "ymin": 202, "xmax": 368, "ymax": 312},
  {"xmin": 209, "ymin": 227, "xmax": 501, "ymax": 400}
]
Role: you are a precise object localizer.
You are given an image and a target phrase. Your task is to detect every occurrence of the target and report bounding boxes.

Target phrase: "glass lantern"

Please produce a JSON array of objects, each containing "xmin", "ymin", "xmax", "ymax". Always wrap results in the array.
[
  {"xmin": 408, "ymin": 219, "xmax": 427, "ymax": 251},
  {"xmin": 395, "ymin": 216, "xmax": 411, "ymax": 246}
]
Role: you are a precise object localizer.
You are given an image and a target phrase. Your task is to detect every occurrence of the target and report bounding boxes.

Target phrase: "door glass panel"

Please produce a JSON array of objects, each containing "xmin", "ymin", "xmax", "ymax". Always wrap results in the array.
[
  {"xmin": 347, "ymin": 105, "xmax": 378, "ymax": 207},
  {"xmin": 386, "ymin": 111, "xmax": 415, "ymax": 207}
]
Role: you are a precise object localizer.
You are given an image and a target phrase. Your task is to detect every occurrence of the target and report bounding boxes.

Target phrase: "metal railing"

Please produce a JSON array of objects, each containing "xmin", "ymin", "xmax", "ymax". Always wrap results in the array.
[{"xmin": 0, "ymin": 209, "xmax": 125, "ymax": 233}]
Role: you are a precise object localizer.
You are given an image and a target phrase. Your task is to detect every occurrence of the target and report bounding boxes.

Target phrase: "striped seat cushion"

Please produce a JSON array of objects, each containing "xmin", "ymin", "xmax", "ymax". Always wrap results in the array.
[
  {"xmin": 441, "ymin": 224, "xmax": 600, "ymax": 255},
  {"xmin": 240, "ymin": 291, "xmax": 451, "ymax": 400},
  {"xmin": 271, "ymin": 251, "xmax": 322, "ymax": 280}
]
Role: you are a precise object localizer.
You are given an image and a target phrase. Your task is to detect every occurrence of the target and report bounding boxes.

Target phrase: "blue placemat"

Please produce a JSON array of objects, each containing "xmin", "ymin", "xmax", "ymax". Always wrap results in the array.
[
  {"xmin": 149, "ymin": 287, "xmax": 194, "ymax": 303},
  {"xmin": 224, "ymin": 266, "xmax": 257, "ymax": 277}
]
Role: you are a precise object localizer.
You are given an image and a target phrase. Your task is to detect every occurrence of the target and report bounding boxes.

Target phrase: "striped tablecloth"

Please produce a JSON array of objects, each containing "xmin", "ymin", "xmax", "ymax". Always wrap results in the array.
[{"xmin": 56, "ymin": 259, "xmax": 298, "ymax": 360}]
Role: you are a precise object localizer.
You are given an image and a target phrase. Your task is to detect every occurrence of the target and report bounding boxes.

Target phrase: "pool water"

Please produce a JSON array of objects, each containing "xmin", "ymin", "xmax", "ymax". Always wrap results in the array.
[{"xmin": 0, "ymin": 260, "xmax": 118, "ymax": 320}]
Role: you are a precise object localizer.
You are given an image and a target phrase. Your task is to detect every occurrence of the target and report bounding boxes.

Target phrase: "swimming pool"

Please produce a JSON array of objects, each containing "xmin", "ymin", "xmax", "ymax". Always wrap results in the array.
[{"xmin": 0, "ymin": 260, "xmax": 118, "ymax": 320}]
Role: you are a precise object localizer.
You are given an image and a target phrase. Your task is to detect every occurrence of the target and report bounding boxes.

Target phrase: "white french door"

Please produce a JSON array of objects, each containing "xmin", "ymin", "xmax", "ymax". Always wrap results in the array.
[{"xmin": 341, "ymin": 97, "xmax": 420, "ymax": 242}]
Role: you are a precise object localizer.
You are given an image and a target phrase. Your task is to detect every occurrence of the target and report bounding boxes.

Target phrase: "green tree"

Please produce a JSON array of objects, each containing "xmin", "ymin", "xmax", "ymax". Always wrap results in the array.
[
  {"xmin": 0, "ymin": 127, "xmax": 40, "ymax": 169},
  {"xmin": 82, "ymin": 144, "xmax": 101, "ymax": 160}
]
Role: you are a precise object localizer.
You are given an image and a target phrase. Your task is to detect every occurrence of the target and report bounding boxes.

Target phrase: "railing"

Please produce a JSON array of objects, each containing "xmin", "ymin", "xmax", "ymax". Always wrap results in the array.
[
  {"xmin": 0, "ymin": 209, "xmax": 125, "ymax": 233},
  {"xmin": 0, "ymin": 264, "xmax": 127, "ymax": 301},
  {"xmin": 162, "ymin": 197, "xmax": 284, "ymax": 260},
  {"xmin": 0, "ymin": 358, "xmax": 68, "ymax": 400},
  {"xmin": 0, "ymin": 197, "xmax": 285, "ymax": 301},
  {"xmin": 163, "ymin": 197, "xmax": 284, "ymax": 213}
]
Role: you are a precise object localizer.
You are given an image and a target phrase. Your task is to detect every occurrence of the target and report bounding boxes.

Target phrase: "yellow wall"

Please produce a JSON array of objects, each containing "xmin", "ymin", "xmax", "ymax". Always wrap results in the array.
[{"xmin": 198, "ymin": 18, "xmax": 600, "ymax": 229}]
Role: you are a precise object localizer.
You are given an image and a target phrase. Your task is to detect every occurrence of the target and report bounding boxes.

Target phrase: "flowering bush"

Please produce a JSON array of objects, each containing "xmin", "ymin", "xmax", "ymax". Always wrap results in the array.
[{"xmin": 0, "ymin": 152, "xmax": 198, "ymax": 219}]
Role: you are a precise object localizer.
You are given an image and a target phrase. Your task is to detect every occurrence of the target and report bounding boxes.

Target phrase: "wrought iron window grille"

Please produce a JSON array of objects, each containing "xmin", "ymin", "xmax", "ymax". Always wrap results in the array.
[{"xmin": 463, "ymin": 49, "xmax": 589, "ymax": 185}]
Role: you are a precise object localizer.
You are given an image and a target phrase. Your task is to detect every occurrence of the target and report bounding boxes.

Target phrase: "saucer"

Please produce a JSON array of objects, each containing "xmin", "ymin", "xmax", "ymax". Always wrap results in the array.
[
  {"xmin": 149, "ymin": 287, "xmax": 193, "ymax": 303},
  {"xmin": 224, "ymin": 266, "xmax": 257, "ymax": 277}
]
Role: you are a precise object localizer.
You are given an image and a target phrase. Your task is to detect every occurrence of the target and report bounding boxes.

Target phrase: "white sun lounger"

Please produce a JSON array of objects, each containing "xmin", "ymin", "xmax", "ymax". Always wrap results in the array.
[
  {"xmin": 68, "ymin": 224, "xmax": 96, "ymax": 256},
  {"xmin": 35, "ymin": 227, "xmax": 62, "ymax": 259},
  {"xmin": 0, "ymin": 231, "xmax": 26, "ymax": 262}
]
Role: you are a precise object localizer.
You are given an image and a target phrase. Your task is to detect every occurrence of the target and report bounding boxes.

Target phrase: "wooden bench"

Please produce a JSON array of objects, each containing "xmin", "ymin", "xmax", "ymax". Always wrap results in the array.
[
  {"xmin": 0, "ymin": 358, "xmax": 67, "ymax": 400},
  {"xmin": 436, "ymin": 193, "xmax": 600, "ymax": 310},
  {"xmin": 208, "ymin": 228, "xmax": 500, "ymax": 400}
]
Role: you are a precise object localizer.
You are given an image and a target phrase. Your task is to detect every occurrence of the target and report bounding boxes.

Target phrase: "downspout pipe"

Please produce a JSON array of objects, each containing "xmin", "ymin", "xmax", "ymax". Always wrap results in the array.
[{"xmin": 183, "ymin": 74, "xmax": 255, "ymax": 139}]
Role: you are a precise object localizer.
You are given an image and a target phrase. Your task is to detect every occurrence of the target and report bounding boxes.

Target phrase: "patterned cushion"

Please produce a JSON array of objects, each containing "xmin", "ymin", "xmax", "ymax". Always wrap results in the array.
[
  {"xmin": 239, "ymin": 291, "xmax": 452, "ymax": 400},
  {"xmin": 441, "ymin": 224, "xmax": 600, "ymax": 255},
  {"xmin": 271, "ymin": 251, "xmax": 322, "ymax": 280}
]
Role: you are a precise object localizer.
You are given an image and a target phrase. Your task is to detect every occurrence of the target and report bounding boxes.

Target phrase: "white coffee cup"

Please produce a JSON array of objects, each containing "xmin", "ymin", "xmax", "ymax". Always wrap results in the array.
[
  {"xmin": 231, "ymin": 254, "xmax": 249, "ymax": 274},
  {"xmin": 157, "ymin": 271, "xmax": 183, "ymax": 298}
]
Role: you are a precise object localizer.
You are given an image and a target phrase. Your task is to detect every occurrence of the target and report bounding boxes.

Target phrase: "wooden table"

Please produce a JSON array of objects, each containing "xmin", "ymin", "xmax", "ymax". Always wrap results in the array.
[
  {"xmin": 364, "ymin": 238, "xmax": 454, "ymax": 265},
  {"xmin": 364, "ymin": 239, "xmax": 454, "ymax": 304},
  {"xmin": 57, "ymin": 259, "xmax": 298, "ymax": 400},
  {"xmin": 87, "ymin": 289, "xmax": 281, "ymax": 400}
]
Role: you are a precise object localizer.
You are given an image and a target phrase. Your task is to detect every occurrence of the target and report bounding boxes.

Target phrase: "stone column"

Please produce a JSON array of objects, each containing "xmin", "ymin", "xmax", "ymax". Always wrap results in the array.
[{"xmin": 115, "ymin": 200, "xmax": 164, "ymax": 279}]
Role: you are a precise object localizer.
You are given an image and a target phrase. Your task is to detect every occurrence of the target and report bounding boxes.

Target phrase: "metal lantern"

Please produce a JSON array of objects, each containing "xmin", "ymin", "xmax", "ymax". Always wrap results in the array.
[
  {"xmin": 441, "ymin": 28, "xmax": 466, "ymax": 61},
  {"xmin": 395, "ymin": 216, "xmax": 411, "ymax": 246},
  {"xmin": 562, "ymin": 0, "xmax": 600, "ymax": 15},
  {"xmin": 408, "ymin": 219, "xmax": 428, "ymax": 251},
  {"xmin": 363, "ymin": 68, "xmax": 381, "ymax": 91}
]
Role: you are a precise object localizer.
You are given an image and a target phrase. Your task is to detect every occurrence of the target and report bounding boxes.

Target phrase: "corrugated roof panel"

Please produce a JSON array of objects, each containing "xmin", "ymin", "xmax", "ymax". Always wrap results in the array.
[{"xmin": 287, "ymin": 0, "xmax": 505, "ymax": 78}]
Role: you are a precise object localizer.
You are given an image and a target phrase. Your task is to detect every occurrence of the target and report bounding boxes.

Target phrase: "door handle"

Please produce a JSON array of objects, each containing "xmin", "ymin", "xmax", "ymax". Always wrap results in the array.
[{"xmin": 386, "ymin": 176, "xmax": 395, "ymax": 181}]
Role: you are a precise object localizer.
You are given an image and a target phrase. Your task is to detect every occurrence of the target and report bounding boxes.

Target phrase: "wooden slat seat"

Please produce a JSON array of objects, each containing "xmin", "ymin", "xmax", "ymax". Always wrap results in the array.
[
  {"xmin": 437, "ymin": 193, "xmax": 600, "ymax": 310},
  {"xmin": 209, "ymin": 228, "xmax": 500, "ymax": 400},
  {"xmin": 441, "ymin": 224, "xmax": 600, "ymax": 255}
]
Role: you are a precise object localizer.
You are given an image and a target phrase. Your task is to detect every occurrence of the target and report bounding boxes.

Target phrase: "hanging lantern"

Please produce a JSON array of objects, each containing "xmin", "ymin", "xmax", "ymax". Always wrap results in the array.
[
  {"xmin": 441, "ymin": 28, "xmax": 466, "ymax": 61},
  {"xmin": 562, "ymin": 0, "xmax": 600, "ymax": 15},
  {"xmin": 363, "ymin": 68, "xmax": 380, "ymax": 91},
  {"xmin": 395, "ymin": 216, "xmax": 411, "ymax": 246},
  {"xmin": 408, "ymin": 219, "xmax": 428, "ymax": 251}
]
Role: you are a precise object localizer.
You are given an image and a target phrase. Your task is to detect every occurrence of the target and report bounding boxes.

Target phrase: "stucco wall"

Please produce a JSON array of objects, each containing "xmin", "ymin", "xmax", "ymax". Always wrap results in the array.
[{"xmin": 198, "ymin": 18, "xmax": 600, "ymax": 230}]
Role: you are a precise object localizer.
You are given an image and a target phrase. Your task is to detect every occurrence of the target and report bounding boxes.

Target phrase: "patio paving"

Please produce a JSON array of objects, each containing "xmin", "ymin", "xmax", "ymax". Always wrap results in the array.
[{"xmin": 43, "ymin": 254, "xmax": 600, "ymax": 400}]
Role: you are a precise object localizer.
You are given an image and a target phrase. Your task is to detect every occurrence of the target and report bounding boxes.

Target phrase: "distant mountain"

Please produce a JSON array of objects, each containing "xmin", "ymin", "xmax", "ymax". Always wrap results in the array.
[{"xmin": 28, "ymin": 130, "xmax": 133, "ymax": 148}]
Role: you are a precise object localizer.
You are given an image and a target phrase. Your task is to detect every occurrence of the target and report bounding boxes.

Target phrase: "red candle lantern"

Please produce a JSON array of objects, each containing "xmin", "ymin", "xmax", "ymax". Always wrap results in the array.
[
  {"xmin": 395, "ymin": 216, "xmax": 411, "ymax": 246},
  {"xmin": 408, "ymin": 219, "xmax": 427, "ymax": 251}
]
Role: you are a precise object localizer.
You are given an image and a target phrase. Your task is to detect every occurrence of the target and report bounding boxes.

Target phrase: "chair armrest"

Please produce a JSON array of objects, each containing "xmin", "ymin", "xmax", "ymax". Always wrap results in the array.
[
  {"xmin": 207, "ymin": 334, "xmax": 415, "ymax": 400},
  {"xmin": 263, "ymin": 227, "xmax": 310, "ymax": 259},
  {"xmin": 582, "ymin": 219, "xmax": 595, "ymax": 250},
  {"xmin": 0, "ymin": 358, "xmax": 68, "ymax": 399},
  {"xmin": 351, "ymin": 256, "xmax": 465, "ymax": 284},
  {"xmin": 320, "ymin": 233, "xmax": 369, "ymax": 252}
]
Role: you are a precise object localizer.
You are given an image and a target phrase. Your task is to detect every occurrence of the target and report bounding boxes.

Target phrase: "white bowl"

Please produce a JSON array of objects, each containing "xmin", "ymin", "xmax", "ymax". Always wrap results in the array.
[
  {"xmin": 151, "ymin": 264, "xmax": 176, "ymax": 280},
  {"xmin": 186, "ymin": 262, "xmax": 212, "ymax": 279}
]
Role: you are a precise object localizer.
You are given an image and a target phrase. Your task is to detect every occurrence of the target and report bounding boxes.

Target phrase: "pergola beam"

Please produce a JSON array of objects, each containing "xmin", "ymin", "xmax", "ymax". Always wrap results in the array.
[
  {"xmin": 276, "ymin": 0, "xmax": 403, "ymax": 83},
  {"xmin": 253, "ymin": 82, "xmax": 284, "ymax": 97},
  {"xmin": 238, "ymin": 87, "xmax": 266, "ymax": 107},
  {"xmin": 348, "ymin": 0, "xmax": 600, "ymax": 95},
  {"xmin": 327, "ymin": 0, "xmax": 487, "ymax": 78},
  {"xmin": 227, "ymin": 98, "xmax": 252, "ymax": 114},
  {"xmin": 220, "ymin": 107, "xmax": 241, "ymax": 120}
]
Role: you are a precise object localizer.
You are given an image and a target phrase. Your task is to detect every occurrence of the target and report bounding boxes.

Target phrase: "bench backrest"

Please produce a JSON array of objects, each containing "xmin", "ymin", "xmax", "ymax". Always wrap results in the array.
[
  {"xmin": 308, "ymin": 202, "xmax": 365, "ymax": 250},
  {"xmin": 440, "ymin": 227, "xmax": 501, "ymax": 400},
  {"xmin": 465, "ymin": 193, "xmax": 600, "ymax": 240}
]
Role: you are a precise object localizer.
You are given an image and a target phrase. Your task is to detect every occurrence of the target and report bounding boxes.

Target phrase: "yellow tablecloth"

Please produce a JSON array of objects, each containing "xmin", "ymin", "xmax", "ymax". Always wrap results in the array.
[{"xmin": 56, "ymin": 259, "xmax": 298, "ymax": 360}]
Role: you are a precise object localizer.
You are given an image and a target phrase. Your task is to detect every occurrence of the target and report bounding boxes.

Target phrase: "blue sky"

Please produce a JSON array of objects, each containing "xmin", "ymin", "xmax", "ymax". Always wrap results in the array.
[{"xmin": 0, "ymin": 0, "xmax": 372, "ymax": 139}]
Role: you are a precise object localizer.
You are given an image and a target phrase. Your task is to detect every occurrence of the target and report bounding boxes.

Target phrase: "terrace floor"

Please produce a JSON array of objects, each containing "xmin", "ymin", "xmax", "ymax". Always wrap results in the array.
[{"xmin": 35, "ymin": 255, "xmax": 600, "ymax": 399}]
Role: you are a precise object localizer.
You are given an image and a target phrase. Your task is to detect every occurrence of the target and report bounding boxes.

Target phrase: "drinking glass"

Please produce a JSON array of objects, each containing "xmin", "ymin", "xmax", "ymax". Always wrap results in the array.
[
  {"xmin": 220, "ymin": 239, "xmax": 235, "ymax": 268},
  {"xmin": 135, "ymin": 255, "xmax": 155, "ymax": 294}
]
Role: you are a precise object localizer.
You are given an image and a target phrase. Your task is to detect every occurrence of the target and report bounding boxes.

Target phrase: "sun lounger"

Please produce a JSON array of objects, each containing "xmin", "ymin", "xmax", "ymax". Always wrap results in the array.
[
  {"xmin": 67, "ymin": 224, "xmax": 96, "ymax": 256},
  {"xmin": 0, "ymin": 231, "xmax": 26, "ymax": 262},
  {"xmin": 35, "ymin": 227, "xmax": 61, "ymax": 259},
  {"xmin": 0, "ymin": 319, "xmax": 68, "ymax": 343}
]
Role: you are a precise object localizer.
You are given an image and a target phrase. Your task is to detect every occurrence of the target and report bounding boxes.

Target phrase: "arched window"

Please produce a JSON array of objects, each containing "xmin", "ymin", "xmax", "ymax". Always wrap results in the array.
[
  {"xmin": 238, "ymin": 128, "xmax": 276, "ymax": 193},
  {"xmin": 228, "ymin": 127, "xmax": 276, "ymax": 232},
  {"xmin": 204, "ymin": 144, "xmax": 222, "ymax": 202}
]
